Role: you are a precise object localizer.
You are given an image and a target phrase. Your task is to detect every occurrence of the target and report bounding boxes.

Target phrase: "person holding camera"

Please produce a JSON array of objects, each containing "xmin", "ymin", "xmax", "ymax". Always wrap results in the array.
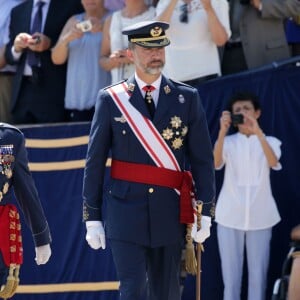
[
  {"xmin": 221, "ymin": 0, "xmax": 300, "ymax": 75},
  {"xmin": 214, "ymin": 92, "xmax": 282, "ymax": 300},
  {"xmin": 51, "ymin": 0, "xmax": 111, "ymax": 122},
  {"xmin": 5, "ymin": 0, "xmax": 84, "ymax": 124},
  {"xmin": 156, "ymin": 0, "xmax": 231, "ymax": 86}
]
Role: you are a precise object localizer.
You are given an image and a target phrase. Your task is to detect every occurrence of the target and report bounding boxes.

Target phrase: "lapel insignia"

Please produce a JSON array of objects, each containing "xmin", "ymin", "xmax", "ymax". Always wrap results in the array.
[
  {"xmin": 161, "ymin": 116, "xmax": 188, "ymax": 150},
  {"xmin": 164, "ymin": 85, "xmax": 171, "ymax": 94},
  {"xmin": 127, "ymin": 83, "xmax": 135, "ymax": 93},
  {"xmin": 114, "ymin": 115, "xmax": 127, "ymax": 123}
]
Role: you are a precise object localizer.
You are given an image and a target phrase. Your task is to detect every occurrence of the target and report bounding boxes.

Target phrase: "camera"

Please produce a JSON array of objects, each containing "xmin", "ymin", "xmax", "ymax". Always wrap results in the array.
[
  {"xmin": 76, "ymin": 20, "xmax": 92, "ymax": 32},
  {"xmin": 231, "ymin": 113, "xmax": 244, "ymax": 126}
]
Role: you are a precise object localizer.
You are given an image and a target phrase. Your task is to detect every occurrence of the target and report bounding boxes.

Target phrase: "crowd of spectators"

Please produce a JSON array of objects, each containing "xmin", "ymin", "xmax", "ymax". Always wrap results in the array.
[{"xmin": 0, "ymin": 0, "xmax": 299, "ymax": 124}]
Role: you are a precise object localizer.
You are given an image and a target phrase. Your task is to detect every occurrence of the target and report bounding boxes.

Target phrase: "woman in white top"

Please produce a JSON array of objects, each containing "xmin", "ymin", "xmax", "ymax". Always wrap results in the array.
[
  {"xmin": 100, "ymin": 0, "xmax": 155, "ymax": 84},
  {"xmin": 214, "ymin": 92, "xmax": 282, "ymax": 300},
  {"xmin": 156, "ymin": 0, "xmax": 231, "ymax": 85}
]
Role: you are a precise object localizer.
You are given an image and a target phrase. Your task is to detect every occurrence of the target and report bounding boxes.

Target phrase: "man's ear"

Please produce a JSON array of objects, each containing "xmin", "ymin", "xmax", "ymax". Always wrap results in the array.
[
  {"xmin": 126, "ymin": 48, "xmax": 134, "ymax": 63},
  {"xmin": 255, "ymin": 109, "xmax": 261, "ymax": 119}
]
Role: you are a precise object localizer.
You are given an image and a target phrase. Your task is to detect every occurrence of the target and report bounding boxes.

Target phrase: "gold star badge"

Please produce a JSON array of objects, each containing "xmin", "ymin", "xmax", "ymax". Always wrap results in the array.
[
  {"xmin": 162, "ymin": 128, "xmax": 174, "ymax": 140},
  {"xmin": 172, "ymin": 138, "xmax": 183, "ymax": 150},
  {"xmin": 170, "ymin": 116, "xmax": 182, "ymax": 129}
]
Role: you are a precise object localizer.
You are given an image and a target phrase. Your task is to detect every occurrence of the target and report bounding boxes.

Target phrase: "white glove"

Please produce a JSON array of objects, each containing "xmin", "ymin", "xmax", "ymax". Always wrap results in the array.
[
  {"xmin": 35, "ymin": 244, "xmax": 51, "ymax": 265},
  {"xmin": 191, "ymin": 216, "xmax": 212, "ymax": 244},
  {"xmin": 86, "ymin": 221, "xmax": 106, "ymax": 250}
]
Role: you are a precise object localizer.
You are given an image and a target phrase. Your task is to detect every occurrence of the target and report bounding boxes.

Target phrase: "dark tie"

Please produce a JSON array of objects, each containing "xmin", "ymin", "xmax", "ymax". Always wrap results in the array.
[
  {"xmin": 142, "ymin": 85, "xmax": 156, "ymax": 119},
  {"xmin": 27, "ymin": 1, "xmax": 45, "ymax": 67}
]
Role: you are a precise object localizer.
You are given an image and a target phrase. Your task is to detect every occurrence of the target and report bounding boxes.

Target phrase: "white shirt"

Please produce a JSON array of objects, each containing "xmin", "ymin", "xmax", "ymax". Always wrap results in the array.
[
  {"xmin": 11, "ymin": 0, "xmax": 51, "ymax": 75},
  {"xmin": 156, "ymin": 0, "xmax": 231, "ymax": 81},
  {"xmin": 135, "ymin": 73, "xmax": 162, "ymax": 108},
  {"xmin": 215, "ymin": 133, "xmax": 282, "ymax": 230}
]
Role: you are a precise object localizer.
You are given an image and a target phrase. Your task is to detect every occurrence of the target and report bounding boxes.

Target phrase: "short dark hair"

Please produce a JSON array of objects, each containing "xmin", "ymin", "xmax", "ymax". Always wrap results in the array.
[{"xmin": 226, "ymin": 92, "xmax": 261, "ymax": 113}]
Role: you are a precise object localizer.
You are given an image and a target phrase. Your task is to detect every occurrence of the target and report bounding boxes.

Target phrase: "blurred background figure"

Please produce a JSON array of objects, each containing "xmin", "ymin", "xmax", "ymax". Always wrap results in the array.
[
  {"xmin": 221, "ymin": 0, "xmax": 300, "ymax": 75},
  {"xmin": 104, "ymin": 0, "xmax": 125, "ymax": 12},
  {"xmin": 5, "ymin": 0, "xmax": 84, "ymax": 124},
  {"xmin": 156, "ymin": 0, "xmax": 230, "ymax": 87},
  {"xmin": 52, "ymin": 0, "xmax": 111, "ymax": 122},
  {"xmin": 0, "ymin": 0, "xmax": 25, "ymax": 123},
  {"xmin": 285, "ymin": 17, "xmax": 300, "ymax": 57},
  {"xmin": 288, "ymin": 224, "xmax": 300, "ymax": 300},
  {"xmin": 214, "ymin": 92, "xmax": 282, "ymax": 300},
  {"xmin": 99, "ymin": 0, "xmax": 155, "ymax": 84}
]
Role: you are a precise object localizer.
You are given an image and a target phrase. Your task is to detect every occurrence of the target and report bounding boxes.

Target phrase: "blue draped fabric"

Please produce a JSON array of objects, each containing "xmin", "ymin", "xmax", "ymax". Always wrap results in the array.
[{"xmin": 12, "ymin": 60, "xmax": 300, "ymax": 300}]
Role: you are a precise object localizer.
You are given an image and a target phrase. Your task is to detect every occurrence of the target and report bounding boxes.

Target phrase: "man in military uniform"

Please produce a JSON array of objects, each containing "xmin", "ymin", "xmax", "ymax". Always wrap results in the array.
[
  {"xmin": 82, "ymin": 21, "xmax": 215, "ymax": 300},
  {"xmin": 0, "ymin": 122, "xmax": 51, "ymax": 298}
]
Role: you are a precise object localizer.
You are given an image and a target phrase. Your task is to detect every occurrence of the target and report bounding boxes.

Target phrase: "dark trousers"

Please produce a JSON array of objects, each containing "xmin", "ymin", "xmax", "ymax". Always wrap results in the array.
[
  {"xmin": 0, "ymin": 73, "xmax": 14, "ymax": 123},
  {"xmin": 221, "ymin": 43, "xmax": 248, "ymax": 75},
  {"xmin": 109, "ymin": 239, "xmax": 182, "ymax": 300},
  {"xmin": 12, "ymin": 77, "xmax": 65, "ymax": 124},
  {"xmin": 65, "ymin": 107, "xmax": 95, "ymax": 122}
]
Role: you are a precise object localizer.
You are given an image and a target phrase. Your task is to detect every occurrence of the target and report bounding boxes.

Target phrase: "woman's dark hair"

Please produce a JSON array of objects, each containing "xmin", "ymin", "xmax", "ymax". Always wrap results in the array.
[{"xmin": 226, "ymin": 92, "xmax": 261, "ymax": 113}]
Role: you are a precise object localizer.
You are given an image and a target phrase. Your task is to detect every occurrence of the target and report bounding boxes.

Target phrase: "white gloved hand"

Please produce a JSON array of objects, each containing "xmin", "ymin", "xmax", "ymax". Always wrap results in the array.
[
  {"xmin": 35, "ymin": 244, "xmax": 51, "ymax": 265},
  {"xmin": 191, "ymin": 216, "xmax": 212, "ymax": 244},
  {"xmin": 86, "ymin": 221, "xmax": 106, "ymax": 250}
]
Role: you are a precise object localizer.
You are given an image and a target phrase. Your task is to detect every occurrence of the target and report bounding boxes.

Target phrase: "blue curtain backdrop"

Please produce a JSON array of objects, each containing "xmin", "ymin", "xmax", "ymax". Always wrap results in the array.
[{"xmin": 11, "ymin": 61, "xmax": 300, "ymax": 300}]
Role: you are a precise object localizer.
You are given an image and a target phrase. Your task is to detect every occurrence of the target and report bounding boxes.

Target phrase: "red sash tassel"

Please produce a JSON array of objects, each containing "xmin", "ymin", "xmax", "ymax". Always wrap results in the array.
[{"xmin": 111, "ymin": 160, "xmax": 194, "ymax": 224}]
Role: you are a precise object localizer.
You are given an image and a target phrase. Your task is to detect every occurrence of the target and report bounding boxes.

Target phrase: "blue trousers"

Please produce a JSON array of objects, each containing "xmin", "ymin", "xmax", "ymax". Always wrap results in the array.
[
  {"xmin": 109, "ymin": 239, "xmax": 182, "ymax": 300},
  {"xmin": 217, "ymin": 224, "xmax": 272, "ymax": 300}
]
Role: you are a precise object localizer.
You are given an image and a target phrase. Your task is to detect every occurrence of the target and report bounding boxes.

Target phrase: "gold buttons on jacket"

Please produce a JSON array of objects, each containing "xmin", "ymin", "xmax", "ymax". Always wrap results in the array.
[{"xmin": 148, "ymin": 188, "xmax": 154, "ymax": 193}]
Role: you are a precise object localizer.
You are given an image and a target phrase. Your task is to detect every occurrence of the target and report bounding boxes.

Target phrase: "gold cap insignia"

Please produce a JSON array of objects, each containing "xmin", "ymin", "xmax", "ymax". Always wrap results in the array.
[{"xmin": 150, "ymin": 26, "xmax": 163, "ymax": 37}]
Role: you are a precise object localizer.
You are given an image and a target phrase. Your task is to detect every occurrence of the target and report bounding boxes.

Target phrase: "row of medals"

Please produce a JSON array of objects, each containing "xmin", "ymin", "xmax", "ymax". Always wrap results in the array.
[{"xmin": 0, "ymin": 145, "xmax": 14, "ymax": 202}]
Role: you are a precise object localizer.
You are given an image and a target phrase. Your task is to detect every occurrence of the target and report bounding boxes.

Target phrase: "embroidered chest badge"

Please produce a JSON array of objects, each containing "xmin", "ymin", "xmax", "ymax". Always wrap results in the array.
[
  {"xmin": 162, "ymin": 116, "xmax": 188, "ymax": 150},
  {"xmin": 0, "ymin": 145, "xmax": 14, "ymax": 179}
]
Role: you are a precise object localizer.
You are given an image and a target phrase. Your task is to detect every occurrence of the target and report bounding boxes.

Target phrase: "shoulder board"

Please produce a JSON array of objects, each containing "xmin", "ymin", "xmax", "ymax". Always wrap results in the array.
[
  {"xmin": 169, "ymin": 78, "xmax": 196, "ymax": 89},
  {"xmin": 103, "ymin": 79, "xmax": 126, "ymax": 90},
  {"xmin": 0, "ymin": 123, "xmax": 22, "ymax": 134}
]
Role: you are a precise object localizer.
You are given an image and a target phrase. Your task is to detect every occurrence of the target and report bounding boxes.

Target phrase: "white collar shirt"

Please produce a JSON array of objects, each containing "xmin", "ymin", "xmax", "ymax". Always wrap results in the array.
[
  {"xmin": 135, "ymin": 73, "xmax": 162, "ymax": 108},
  {"xmin": 215, "ymin": 132, "xmax": 282, "ymax": 230}
]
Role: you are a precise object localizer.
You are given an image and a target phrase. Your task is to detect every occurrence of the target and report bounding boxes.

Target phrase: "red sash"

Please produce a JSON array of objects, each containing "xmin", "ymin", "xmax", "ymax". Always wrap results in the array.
[
  {"xmin": 111, "ymin": 160, "xmax": 194, "ymax": 224},
  {"xmin": 0, "ymin": 204, "xmax": 23, "ymax": 267}
]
